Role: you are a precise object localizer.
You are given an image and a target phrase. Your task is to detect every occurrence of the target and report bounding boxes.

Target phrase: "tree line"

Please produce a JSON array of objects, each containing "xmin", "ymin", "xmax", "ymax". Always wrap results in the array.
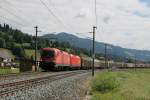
[
  {"xmin": 0, "ymin": 23, "xmax": 50, "ymax": 57},
  {"xmin": 0, "ymin": 23, "xmax": 95, "ymax": 59},
  {"xmin": 0, "ymin": 23, "xmax": 138, "ymax": 63}
]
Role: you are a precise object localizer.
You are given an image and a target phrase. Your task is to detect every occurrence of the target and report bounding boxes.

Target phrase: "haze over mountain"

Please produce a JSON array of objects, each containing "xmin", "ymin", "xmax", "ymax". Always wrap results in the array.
[{"xmin": 42, "ymin": 32, "xmax": 150, "ymax": 62}]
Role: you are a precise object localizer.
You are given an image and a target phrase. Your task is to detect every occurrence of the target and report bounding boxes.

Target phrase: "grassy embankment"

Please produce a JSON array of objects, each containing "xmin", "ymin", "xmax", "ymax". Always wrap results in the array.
[
  {"xmin": 24, "ymin": 49, "xmax": 40, "ymax": 60},
  {"xmin": 0, "ymin": 68, "xmax": 20, "ymax": 75},
  {"xmin": 91, "ymin": 69, "xmax": 150, "ymax": 100}
]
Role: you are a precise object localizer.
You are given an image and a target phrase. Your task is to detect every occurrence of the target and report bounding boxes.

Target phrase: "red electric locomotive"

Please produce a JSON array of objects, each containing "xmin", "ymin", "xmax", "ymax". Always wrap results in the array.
[{"xmin": 40, "ymin": 48, "xmax": 81, "ymax": 70}]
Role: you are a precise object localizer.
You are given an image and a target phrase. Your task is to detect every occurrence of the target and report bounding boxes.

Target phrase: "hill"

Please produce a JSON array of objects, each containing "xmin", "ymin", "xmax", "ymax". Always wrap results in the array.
[
  {"xmin": 42, "ymin": 32, "xmax": 150, "ymax": 62},
  {"xmin": 0, "ymin": 23, "xmax": 50, "ymax": 58}
]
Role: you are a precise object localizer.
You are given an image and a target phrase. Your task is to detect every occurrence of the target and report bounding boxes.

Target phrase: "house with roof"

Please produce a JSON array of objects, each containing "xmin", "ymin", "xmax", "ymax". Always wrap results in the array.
[{"xmin": 0, "ymin": 49, "xmax": 14, "ymax": 67}]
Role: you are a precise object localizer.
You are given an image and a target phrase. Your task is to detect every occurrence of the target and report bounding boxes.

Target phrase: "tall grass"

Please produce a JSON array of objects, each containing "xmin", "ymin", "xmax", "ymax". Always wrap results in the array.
[
  {"xmin": 91, "ymin": 70, "xmax": 150, "ymax": 100},
  {"xmin": 92, "ymin": 72, "xmax": 120, "ymax": 93},
  {"xmin": 0, "ymin": 68, "xmax": 11, "ymax": 75},
  {"xmin": 0, "ymin": 68, "xmax": 19, "ymax": 75}
]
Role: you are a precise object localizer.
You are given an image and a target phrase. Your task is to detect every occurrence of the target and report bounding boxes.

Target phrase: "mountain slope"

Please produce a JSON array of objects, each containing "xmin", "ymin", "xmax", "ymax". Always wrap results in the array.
[{"xmin": 42, "ymin": 32, "xmax": 150, "ymax": 62}]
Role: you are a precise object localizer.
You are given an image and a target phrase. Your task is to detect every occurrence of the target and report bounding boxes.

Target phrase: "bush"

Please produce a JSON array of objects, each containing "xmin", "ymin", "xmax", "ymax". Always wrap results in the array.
[
  {"xmin": 92, "ymin": 72, "xmax": 120, "ymax": 93},
  {"xmin": 12, "ymin": 45, "xmax": 25, "ymax": 57},
  {"xmin": 0, "ymin": 68, "xmax": 12, "ymax": 75},
  {"xmin": 0, "ymin": 37, "xmax": 6, "ymax": 48},
  {"xmin": 22, "ymin": 43, "xmax": 31, "ymax": 49}
]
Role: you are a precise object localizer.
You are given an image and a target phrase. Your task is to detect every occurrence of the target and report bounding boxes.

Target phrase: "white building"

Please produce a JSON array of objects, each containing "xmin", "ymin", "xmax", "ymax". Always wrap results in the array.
[{"xmin": 0, "ymin": 49, "xmax": 14, "ymax": 67}]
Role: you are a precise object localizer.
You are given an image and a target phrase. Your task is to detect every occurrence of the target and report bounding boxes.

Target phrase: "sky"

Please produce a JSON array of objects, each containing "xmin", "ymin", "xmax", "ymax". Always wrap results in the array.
[{"xmin": 0, "ymin": 0, "xmax": 150, "ymax": 50}]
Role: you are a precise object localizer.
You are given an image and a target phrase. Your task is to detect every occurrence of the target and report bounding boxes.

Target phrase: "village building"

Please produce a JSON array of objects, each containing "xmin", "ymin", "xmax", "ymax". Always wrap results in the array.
[{"xmin": 0, "ymin": 49, "xmax": 14, "ymax": 67}]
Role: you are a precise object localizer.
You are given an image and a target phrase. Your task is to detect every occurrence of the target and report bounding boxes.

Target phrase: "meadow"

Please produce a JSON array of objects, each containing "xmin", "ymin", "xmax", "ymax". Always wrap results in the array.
[
  {"xmin": 0, "ymin": 67, "xmax": 20, "ymax": 75},
  {"xmin": 91, "ymin": 69, "xmax": 150, "ymax": 100}
]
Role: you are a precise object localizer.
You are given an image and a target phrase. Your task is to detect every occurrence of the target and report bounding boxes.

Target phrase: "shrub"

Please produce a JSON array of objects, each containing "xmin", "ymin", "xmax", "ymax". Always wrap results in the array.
[
  {"xmin": 12, "ymin": 45, "xmax": 25, "ymax": 57},
  {"xmin": 92, "ymin": 72, "xmax": 120, "ymax": 93},
  {"xmin": 0, "ymin": 37, "xmax": 6, "ymax": 48}
]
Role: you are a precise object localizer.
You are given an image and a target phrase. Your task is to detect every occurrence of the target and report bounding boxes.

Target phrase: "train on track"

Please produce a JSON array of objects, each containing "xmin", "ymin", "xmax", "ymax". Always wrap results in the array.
[{"xmin": 39, "ymin": 48, "xmax": 150, "ymax": 71}]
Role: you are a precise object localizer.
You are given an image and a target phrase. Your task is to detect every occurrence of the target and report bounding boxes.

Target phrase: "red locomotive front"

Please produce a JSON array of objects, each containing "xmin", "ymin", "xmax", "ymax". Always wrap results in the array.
[{"xmin": 40, "ymin": 48, "xmax": 63, "ymax": 70}]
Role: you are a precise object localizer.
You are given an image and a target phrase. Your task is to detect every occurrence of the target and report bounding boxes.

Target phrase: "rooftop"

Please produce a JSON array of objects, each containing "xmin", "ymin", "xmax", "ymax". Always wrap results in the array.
[{"xmin": 0, "ymin": 48, "xmax": 14, "ymax": 59}]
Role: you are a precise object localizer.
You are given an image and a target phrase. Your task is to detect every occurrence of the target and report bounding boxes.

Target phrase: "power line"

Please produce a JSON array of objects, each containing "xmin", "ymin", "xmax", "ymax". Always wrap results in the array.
[
  {"xmin": 2, "ymin": 0, "xmax": 12, "ymax": 6},
  {"xmin": 41, "ymin": 0, "xmax": 85, "ymax": 35},
  {"xmin": 47, "ymin": 0, "xmax": 70, "ymax": 26},
  {"xmin": 76, "ymin": 32, "xmax": 93, "ymax": 39},
  {"xmin": 94, "ymin": 0, "xmax": 98, "ymax": 27},
  {"xmin": 39, "ymin": 0, "xmax": 70, "ymax": 30},
  {"xmin": 1, "ymin": 0, "xmax": 39, "ymax": 26},
  {"xmin": 0, "ymin": 5, "xmax": 31, "ymax": 25},
  {"xmin": 0, "ymin": 6, "xmax": 23, "ymax": 22},
  {"xmin": 0, "ymin": 15, "xmax": 24, "ymax": 26},
  {"xmin": 40, "ymin": 0, "xmax": 98, "ymax": 40},
  {"xmin": 47, "ymin": 0, "xmax": 57, "ymax": 10}
]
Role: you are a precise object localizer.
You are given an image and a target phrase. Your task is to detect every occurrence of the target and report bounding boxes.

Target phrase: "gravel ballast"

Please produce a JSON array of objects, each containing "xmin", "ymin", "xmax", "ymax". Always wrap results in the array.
[{"xmin": 1, "ymin": 72, "xmax": 91, "ymax": 100}]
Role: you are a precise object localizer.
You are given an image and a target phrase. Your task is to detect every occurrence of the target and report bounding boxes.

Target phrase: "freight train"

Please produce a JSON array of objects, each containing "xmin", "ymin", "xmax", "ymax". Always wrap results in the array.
[
  {"xmin": 39, "ymin": 48, "xmax": 101, "ymax": 70},
  {"xmin": 39, "ymin": 48, "xmax": 150, "ymax": 71}
]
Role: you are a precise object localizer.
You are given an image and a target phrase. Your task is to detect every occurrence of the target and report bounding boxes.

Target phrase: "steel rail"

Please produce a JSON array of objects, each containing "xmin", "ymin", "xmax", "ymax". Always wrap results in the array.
[{"xmin": 0, "ymin": 71, "xmax": 87, "ymax": 97}]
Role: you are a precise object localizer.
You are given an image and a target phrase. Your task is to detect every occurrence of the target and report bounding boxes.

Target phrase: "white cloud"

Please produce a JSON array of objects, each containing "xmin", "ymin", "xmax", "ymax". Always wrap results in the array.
[{"xmin": 0, "ymin": 0, "xmax": 150, "ymax": 50}]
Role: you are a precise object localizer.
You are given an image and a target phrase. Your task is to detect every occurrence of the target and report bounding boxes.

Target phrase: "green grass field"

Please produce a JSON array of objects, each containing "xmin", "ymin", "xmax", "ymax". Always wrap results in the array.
[
  {"xmin": 0, "ymin": 68, "xmax": 20, "ymax": 75},
  {"xmin": 25, "ymin": 49, "xmax": 40, "ymax": 60},
  {"xmin": 91, "ymin": 69, "xmax": 150, "ymax": 100}
]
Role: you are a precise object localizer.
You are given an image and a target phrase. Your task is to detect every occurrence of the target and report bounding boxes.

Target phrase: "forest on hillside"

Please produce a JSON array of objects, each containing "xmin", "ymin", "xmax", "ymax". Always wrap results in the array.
[
  {"xmin": 0, "ymin": 23, "xmax": 49, "ymax": 58},
  {"xmin": 0, "ymin": 23, "xmax": 93, "ymax": 59},
  {"xmin": 0, "ymin": 23, "xmax": 139, "ymax": 63}
]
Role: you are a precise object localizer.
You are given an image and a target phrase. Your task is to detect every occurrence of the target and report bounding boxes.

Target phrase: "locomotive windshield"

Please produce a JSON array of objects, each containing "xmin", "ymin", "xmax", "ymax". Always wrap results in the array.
[{"xmin": 42, "ymin": 50, "xmax": 54, "ymax": 57}]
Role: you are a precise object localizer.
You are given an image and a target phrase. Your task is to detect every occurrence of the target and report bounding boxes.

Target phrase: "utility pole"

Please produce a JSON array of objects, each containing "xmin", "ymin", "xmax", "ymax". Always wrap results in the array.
[
  {"xmin": 134, "ymin": 55, "xmax": 136, "ymax": 71},
  {"xmin": 34, "ymin": 26, "xmax": 38, "ymax": 72},
  {"xmin": 92, "ymin": 26, "xmax": 97, "ymax": 76},
  {"xmin": 105, "ymin": 43, "xmax": 107, "ymax": 69}
]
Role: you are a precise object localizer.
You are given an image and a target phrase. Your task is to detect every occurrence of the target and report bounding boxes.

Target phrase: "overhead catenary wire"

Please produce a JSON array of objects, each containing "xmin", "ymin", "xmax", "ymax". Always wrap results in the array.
[
  {"xmin": 0, "ymin": 0, "xmax": 99, "ymax": 40},
  {"xmin": 39, "ymin": 0, "xmax": 71, "ymax": 31},
  {"xmin": 76, "ymin": 32, "xmax": 93, "ymax": 38},
  {"xmin": 1, "ymin": 0, "xmax": 41, "ymax": 27},
  {"xmin": 2, "ymin": 0, "xmax": 12, "ymax": 6},
  {"xmin": 47, "ymin": 0, "xmax": 71, "ymax": 27},
  {"xmin": 0, "ymin": 3, "xmax": 32, "ymax": 25},
  {"xmin": 0, "ymin": 15, "xmax": 24, "ymax": 26},
  {"xmin": 0, "ymin": 6, "xmax": 25, "ymax": 26},
  {"xmin": 0, "ymin": 6, "xmax": 24, "ymax": 23},
  {"xmin": 47, "ymin": 0, "xmax": 88, "ymax": 36},
  {"xmin": 40, "ymin": 0, "xmax": 90, "ymax": 38},
  {"xmin": 47, "ymin": 0, "xmax": 57, "ymax": 11},
  {"xmin": 74, "ymin": 0, "xmax": 99, "ymax": 39},
  {"xmin": 94, "ymin": 0, "xmax": 98, "ymax": 27}
]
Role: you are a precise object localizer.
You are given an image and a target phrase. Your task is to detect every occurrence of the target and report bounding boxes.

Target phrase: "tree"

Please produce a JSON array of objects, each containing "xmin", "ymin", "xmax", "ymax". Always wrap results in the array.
[
  {"xmin": 6, "ymin": 42, "xmax": 15, "ymax": 49},
  {"xmin": 12, "ymin": 45, "xmax": 25, "ymax": 57},
  {"xmin": 126, "ymin": 58, "xmax": 135, "ymax": 63},
  {"xmin": 0, "ymin": 37, "xmax": 6, "ymax": 48}
]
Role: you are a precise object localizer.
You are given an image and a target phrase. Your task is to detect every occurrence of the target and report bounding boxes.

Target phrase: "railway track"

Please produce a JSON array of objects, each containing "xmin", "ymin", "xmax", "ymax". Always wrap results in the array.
[
  {"xmin": 0, "ymin": 71, "xmax": 88, "ymax": 98},
  {"xmin": 0, "ymin": 72, "xmax": 47, "ymax": 79},
  {"xmin": 0, "ymin": 72, "xmax": 37, "ymax": 80}
]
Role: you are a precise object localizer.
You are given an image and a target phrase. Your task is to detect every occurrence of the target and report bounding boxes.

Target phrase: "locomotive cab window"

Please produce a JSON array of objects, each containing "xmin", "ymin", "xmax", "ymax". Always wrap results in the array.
[{"xmin": 42, "ymin": 50, "xmax": 54, "ymax": 57}]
